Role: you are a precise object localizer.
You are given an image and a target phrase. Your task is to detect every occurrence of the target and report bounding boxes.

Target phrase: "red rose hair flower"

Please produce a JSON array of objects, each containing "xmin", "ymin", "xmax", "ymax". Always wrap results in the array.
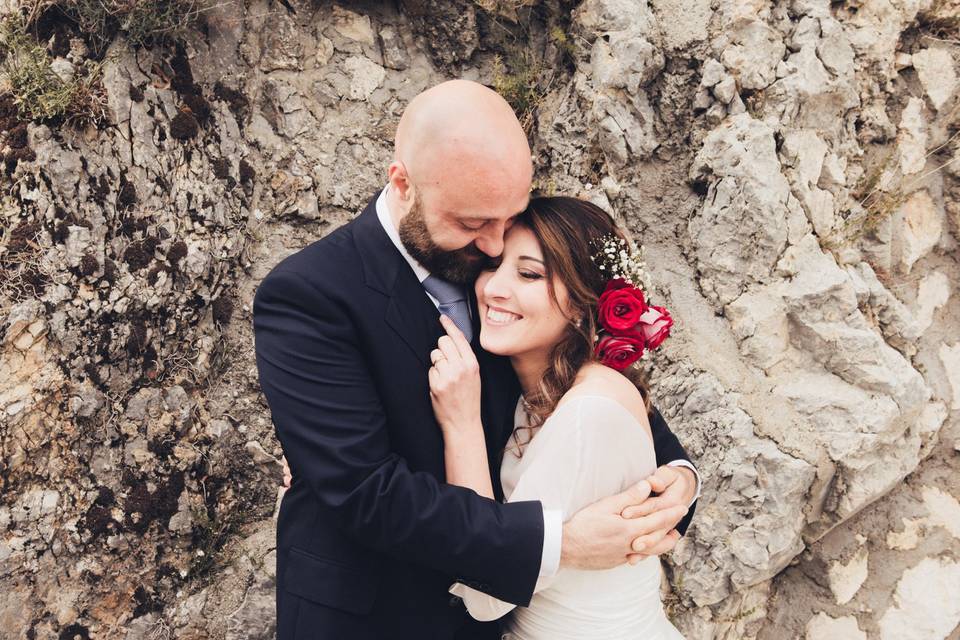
[{"xmin": 597, "ymin": 278, "xmax": 647, "ymax": 334}]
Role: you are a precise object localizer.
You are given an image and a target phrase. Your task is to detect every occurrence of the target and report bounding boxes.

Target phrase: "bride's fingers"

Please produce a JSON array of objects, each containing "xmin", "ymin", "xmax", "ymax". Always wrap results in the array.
[
  {"xmin": 437, "ymin": 335, "xmax": 462, "ymax": 366},
  {"xmin": 439, "ymin": 315, "xmax": 472, "ymax": 357}
]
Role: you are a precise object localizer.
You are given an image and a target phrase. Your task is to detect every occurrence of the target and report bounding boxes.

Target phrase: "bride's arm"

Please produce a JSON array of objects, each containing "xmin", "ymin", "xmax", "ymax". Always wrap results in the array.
[{"xmin": 429, "ymin": 316, "xmax": 495, "ymax": 500}]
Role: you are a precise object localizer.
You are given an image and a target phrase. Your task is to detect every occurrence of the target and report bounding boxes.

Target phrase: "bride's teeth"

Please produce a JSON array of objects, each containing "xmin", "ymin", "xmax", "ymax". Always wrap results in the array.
[{"xmin": 487, "ymin": 309, "xmax": 520, "ymax": 324}]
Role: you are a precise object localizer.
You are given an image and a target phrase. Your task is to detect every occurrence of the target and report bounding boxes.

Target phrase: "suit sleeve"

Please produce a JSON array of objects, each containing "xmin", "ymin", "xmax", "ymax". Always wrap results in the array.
[
  {"xmin": 649, "ymin": 406, "xmax": 697, "ymax": 535},
  {"xmin": 253, "ymin": 268, "xmax": 543, "ymax": 606}
]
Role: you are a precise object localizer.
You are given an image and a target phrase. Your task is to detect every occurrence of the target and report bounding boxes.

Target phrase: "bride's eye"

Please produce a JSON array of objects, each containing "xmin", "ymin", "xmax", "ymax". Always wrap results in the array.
[{"xmin": 519, "ymin": 270, "xmax": 543, "ymax": 281}]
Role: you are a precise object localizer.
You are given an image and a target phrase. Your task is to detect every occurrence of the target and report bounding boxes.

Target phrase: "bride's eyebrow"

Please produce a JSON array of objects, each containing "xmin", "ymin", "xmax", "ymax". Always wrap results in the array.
[{"xmin": 518, "ymin": 256, "xmax": 544, "ymax": 265}]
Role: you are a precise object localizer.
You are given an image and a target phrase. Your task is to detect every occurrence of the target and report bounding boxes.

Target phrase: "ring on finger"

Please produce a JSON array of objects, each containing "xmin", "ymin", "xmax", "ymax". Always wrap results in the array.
[{"xmin": 431, "ymin": 349, "xmax": 446, "ymax": 364}]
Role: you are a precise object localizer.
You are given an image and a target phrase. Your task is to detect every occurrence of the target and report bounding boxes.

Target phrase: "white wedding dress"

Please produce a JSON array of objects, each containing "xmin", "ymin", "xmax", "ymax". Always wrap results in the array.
[{"xmin": 450, "ymin": 394, "xmax": 685, "ymax": 640}]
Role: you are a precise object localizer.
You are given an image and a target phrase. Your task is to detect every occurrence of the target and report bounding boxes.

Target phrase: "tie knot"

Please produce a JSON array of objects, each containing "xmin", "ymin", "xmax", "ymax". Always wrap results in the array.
[{"xmin": 422, "ymin": 275, "xmax": 467, "ymax": 305}]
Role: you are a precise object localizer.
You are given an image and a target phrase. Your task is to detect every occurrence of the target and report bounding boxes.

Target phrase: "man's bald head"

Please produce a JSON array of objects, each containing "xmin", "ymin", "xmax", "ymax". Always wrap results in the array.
[
  {"xmin": 394, "ymin": 79, "xmax": 532, "ymax": 188},
  {"xmin": 385, "ymin": 80, "xmax": 534, "ymax": 281}
]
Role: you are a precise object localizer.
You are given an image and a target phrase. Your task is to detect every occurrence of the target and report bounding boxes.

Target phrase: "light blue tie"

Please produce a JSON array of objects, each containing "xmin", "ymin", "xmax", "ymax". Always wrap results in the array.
[{"xmin": 422, "ymin": 274, "xmax": 473, "ymax": 339}]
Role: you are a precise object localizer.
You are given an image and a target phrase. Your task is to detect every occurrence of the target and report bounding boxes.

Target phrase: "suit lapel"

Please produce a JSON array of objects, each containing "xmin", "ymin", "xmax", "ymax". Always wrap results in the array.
[
  {"xmin": 385, "ymin": 271, "xmax": 444, "ymax": 367},
  {"xmin": 352, "ymin": 194, "xmax": 519, "ymax": 482},
  {"xmin": 353, "ymin": 192, "xmax": 443, "ymax": 367}
]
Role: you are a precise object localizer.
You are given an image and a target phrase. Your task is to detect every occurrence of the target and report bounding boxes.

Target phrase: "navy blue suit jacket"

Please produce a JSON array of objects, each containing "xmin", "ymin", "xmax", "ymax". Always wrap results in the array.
[{"xmin": 253, "ymin": 193, "xmax": 696, "ymax": 639}]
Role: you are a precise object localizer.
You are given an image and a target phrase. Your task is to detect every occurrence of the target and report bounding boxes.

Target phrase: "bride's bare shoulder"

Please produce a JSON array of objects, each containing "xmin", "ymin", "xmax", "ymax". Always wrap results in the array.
[{"xmin": 558, "ymin": 364, "xmax": 647, "ymax": 417}]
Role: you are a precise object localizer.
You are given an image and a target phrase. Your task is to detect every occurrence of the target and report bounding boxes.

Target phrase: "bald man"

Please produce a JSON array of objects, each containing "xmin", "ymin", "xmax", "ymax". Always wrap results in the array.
[{"xmin": 254, "ymin": 80, "xmax": 699, "ymax": 640}]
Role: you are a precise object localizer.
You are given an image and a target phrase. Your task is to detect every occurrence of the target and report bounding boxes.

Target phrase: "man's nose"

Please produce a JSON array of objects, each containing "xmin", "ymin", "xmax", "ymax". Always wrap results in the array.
[{"xmin": 474, "ymin": 222, "xmax": 505, "ymax": 257}]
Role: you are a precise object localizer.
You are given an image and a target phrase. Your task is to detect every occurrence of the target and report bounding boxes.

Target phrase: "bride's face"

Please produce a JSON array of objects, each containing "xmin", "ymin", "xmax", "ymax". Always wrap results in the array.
[{"xmin": 475, "ymin": 225, "xmax": 573, "ymax": 359}]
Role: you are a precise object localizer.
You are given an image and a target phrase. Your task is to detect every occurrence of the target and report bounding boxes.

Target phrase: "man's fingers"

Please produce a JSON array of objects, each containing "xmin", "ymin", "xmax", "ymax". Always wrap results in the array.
[
  {"xmin": 641, "ymin": 529, "xmax": 681, "ymax": 556},
  {"xmin": 628, "ymin": 529, "xmax": 680, "ymax": 561},
  {"xmin": 621, "ymin": 499, "xmax": 659, "ymax": 519},
  {"xmin": 622, "ymin": 492, "xmax": 686, "ymax": 519},
  {"xmin": 630, "ymin": 526, "xmax": 670, "ymax": 553},
  {"xmin": 647, "ymin": 466, "xmax": 679, "ymax": 494},
  {"xmin": 627, "ymin": 505, "xmax": 687, "ymax": 548},
  {"xmin": 610, "ymin": 480, "xmax": 653, "ymax": 513}
]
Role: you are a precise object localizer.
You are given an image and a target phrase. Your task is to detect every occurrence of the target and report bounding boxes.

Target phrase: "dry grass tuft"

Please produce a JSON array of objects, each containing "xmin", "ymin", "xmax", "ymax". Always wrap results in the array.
[{"xmin": 0, "ymin": 13, "xmax": 107, "ymax": 124}]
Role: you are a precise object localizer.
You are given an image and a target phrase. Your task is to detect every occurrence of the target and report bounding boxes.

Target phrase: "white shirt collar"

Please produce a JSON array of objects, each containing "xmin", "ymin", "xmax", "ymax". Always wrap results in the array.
[{"xmin": 376, "ymin": 185, "xmax": 431, "ymax": 284}]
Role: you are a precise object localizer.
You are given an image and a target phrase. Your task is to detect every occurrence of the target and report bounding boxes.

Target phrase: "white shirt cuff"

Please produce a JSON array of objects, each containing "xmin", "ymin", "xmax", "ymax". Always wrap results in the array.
[
  {"xmin": 539, "ymin": 508, "xmax": 562, "ymax": 578},
  {"xmin": 667, "ymin": 460, "xmax": 701, "ymax": 507}
]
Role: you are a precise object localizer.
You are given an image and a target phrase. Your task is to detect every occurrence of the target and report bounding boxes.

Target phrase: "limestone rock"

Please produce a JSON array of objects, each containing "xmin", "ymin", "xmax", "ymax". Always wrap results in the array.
[
  {"xmin": 688, "ymin": 114, "xmax": 790, "ymax": 305},
  {"xmin": 827, "ymin": 545, "xmax": 868, "ymax": 604},
  {"xmin": 939, "ymin": 342, "xmax": 960, "ymax": 410},
  {"xmin": 911, "ymin": 48, "xmax": 958, "ymax": 111},
  {"xmin": 660, "ymin": 368, "xmax": 815, "ymax": 606},
  {"xmin": 898, "ymin": 97, "xmax": 928, "ymax": 175},
  {"xmin": 893, "ymin": 190, "xmax": 943, "ymax": 274},
  {"xmin": 913, "ymin": 271, "xmax": 951, "ymax": 335},
  {"xmin": 720, "ymin": 18, "xmax": 786, "ymax": 90},
  {"xmin": 878, "ymin": 558, "xmax": 960, "ymax": 640},
  {"xmin": 805, "ymin": 612, "xmax": 866, "ymax": 640},
  {"xmin": 342, "ymin": 56, "xmax": 386, "ymax": 101}
]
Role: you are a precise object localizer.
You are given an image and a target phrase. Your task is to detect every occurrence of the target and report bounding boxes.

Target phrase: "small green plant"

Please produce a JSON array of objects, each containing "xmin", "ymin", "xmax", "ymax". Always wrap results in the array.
[
  {"xmin": 63, "ymin": 0, "xmax": 212, "ymax": 52},
  {"xmin": 549, "ymin": 25, "xmax": 577, "ymax": 60},
  {"xmin": 493, "ymin": 52, "xmax": 550, "ymax": 133},
  {"xmin": 0, "ymin": 14, "xmax": 107, "ymax": 124}
]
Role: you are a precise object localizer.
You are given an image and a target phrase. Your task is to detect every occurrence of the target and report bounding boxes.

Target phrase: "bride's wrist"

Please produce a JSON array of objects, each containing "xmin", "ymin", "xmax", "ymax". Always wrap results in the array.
[{"xmin": 441, "ymin": 420, "xmax": 484, "ymax": 441}]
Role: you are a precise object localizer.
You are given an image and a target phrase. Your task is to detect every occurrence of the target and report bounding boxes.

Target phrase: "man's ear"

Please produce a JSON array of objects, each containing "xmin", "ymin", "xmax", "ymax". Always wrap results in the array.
[{"xmin": 388, "ymin": 161, "xmax": 412, "ymax": 201}]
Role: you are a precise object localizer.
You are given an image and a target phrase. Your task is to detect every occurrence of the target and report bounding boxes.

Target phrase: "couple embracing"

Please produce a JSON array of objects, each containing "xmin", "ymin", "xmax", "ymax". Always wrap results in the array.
[{"xmin": 253, "ymin": 80, "xmax": 699, "ymax": 640}]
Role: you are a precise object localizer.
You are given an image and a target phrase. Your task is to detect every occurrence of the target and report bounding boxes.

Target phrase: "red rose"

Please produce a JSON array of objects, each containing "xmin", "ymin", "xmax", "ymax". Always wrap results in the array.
[
  {"xmin": 638, "ymin": 305, "xmax": 673, "ymax": 349},
  {"xmin": 597, "ymin": 279, "xmax": 647, "ymax": 334},
  {"xmin": 594, "ymin": 333, "xmax": 646, "ymax": 371}
]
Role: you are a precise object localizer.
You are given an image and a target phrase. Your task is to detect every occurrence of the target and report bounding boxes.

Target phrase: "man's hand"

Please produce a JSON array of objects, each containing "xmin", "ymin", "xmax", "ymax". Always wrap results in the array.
[
  {"xmin": 281, "ymin": 455, "xmax": 292, "ymax": 488},
  {"xmin": 560, "ymin": 480, "xmax": 688, "ymax": 570},
  {"xmin": 622, "ymin": 465, "xmax": 696, "ymax": 563}
]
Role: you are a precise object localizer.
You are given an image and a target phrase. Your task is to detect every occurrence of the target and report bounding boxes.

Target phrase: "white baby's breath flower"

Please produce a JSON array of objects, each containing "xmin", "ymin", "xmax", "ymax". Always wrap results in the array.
[{"xmin": 591, "ymin": 234, "xmax": 649, "ymax": 288}]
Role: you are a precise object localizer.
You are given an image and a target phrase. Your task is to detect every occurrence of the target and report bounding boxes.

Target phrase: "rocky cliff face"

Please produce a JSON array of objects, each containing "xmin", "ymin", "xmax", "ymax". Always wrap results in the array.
[{"xmin": 0, "ymin": 0, "xmax": 957, "ymax": 638}]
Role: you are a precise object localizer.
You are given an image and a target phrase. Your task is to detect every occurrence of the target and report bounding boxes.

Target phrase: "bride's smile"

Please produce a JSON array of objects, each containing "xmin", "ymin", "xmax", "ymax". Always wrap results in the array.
[{"xmin": 476, "ymin": 225, "xmax": 574, "ymax": 364}]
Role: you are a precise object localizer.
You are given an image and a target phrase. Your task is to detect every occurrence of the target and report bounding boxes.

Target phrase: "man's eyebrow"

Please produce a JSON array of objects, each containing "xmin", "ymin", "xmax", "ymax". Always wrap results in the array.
[
  {"xmin": 452, "ymin": 212, "xmax": 525, "ymax": 222},
  {"xmin": 518, "ymin": 255, "xmax": 544, "ymax": 264}
]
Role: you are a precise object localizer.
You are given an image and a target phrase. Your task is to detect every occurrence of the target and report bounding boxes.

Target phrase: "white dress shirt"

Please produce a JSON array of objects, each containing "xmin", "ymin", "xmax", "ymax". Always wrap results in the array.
[{"xmin": 375, "ymin": 186, "xmax": 700, "ymax": 580}]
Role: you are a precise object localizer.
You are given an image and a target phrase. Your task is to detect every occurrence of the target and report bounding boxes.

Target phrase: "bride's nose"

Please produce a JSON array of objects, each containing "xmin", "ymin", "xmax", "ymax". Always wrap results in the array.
[{"xmin": 480, "ymin": 266, "xmax": 511, "ymax": 301}]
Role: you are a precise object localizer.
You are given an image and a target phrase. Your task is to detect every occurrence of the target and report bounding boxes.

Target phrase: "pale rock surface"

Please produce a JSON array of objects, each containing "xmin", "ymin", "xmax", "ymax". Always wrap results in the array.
[
  {"xmin": 898, "ymin": 97, "xmax": 928, "ymax": 175},
  {"xmin": 827, "ymin": 545, "xmax": 868, "ymax": 604},
  {"xmin": 805, "ymin": 612, "xmax": 866, "ymax": 640},
  {"xmin": 688, "ymin": 114, "xmax": 790, "ymax": 305},
  {"xmin": 893, "ymin": 190, "xmax": 943, "ymax": 273},
  {"xmin": 886, "ymin": 517, "xmax": 922, "ymax": 550},
  {"xmin": 920, "ymin": 486, "xmax": 960, "ymax": 539},
  {"xmin": 911, "ymin": 48, "xmax": 958, "ymax": 111},
  {"xmin": 938, "ymin": 343, "xmax": 960, "ymax": 410},
  {"xmin": 913, "ymin": 271, "xmax": 951, "ymax": 335},
  {"xmin": 719, "ymin": 18, "xmax": 785, "ymax": 90},
  {"xmin": 878, "ymin": 557, "xmax": 960, "ymax": 640}
]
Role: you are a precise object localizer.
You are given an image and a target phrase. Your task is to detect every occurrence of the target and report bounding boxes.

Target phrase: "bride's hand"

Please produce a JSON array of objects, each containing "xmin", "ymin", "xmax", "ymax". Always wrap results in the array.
[{"xmin": 428, "ymin": 316, "xmax": 482, "ymax": 436}]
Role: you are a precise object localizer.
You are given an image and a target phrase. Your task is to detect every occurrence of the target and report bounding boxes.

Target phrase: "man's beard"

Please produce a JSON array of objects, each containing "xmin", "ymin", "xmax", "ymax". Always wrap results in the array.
[{"xmin": 398, "ymin": 195, "xmax": 488, "ymax": 284}]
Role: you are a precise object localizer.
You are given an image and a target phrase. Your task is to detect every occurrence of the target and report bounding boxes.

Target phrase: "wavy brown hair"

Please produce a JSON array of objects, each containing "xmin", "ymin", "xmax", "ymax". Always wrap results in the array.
[{"xmin": 510, "ymin": 196, "xmax": 652, "ymax": 451}]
